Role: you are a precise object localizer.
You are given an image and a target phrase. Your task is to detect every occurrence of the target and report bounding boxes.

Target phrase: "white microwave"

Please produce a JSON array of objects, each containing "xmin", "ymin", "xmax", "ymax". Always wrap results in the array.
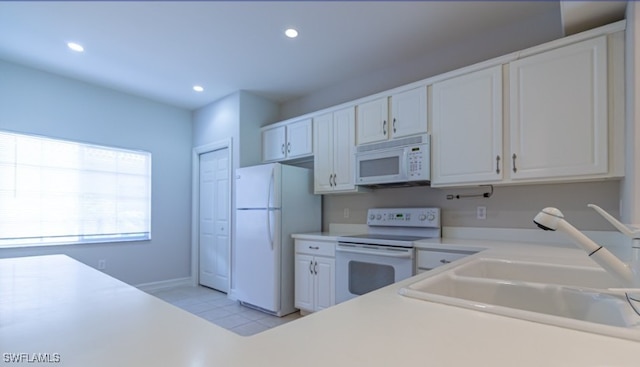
[{"xmin": 355, "ymin": 134, "xmax": 430, "ymax": 187}]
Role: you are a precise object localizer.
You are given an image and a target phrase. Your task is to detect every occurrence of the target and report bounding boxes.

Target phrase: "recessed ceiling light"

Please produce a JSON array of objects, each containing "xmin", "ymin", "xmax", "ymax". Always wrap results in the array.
[
  {"xmin": 193, "ymin": 85, "xmax": 204, "ymax": 92},
  {"xmin": 67, "ymin": 42, "xmax": 84, "ymax": 52},
  {"xmin": 285, "ymin": 28, "xmax": 298, "ymax": 38}
]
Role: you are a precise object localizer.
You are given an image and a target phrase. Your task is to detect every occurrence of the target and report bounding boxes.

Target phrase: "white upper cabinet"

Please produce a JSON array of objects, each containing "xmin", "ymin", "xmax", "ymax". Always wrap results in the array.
[
  {"xmin": 356, "ymin": 97, "xmax": 388, "ymax": 145},
  {"xmin": 262, "ymin": 118, "xmax": 313, "ymax": 162},
  {"xmin": 356, "ymin": 87, "xmax": 427, "ymax": 145},
  {"xmin": 262, "ymin": 125, "xmax": 287, "ymax": 162},
  {"xmin": 391, "ymin": 87, "xmax": 428, "ymax": 138},
  {"xmin": 509, "ymin": 35, "xmax": 608, "ymax": 181},
  {"xmin": 431, "ymin": 65, "xmax": 503, "ymax": 186},
  {"xmin": 430, "ymin": 27, "xmax": 624, "ymax": 187},
  {"xmin": 314, "ymin": 107, "xmax": 363, "ymax": 194}
]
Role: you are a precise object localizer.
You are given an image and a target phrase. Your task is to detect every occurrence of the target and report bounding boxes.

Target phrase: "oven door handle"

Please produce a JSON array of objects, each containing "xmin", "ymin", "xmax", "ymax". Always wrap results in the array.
[{"xmin": 336, "ymin": 246, "xmax": 412, "ymax": 258}]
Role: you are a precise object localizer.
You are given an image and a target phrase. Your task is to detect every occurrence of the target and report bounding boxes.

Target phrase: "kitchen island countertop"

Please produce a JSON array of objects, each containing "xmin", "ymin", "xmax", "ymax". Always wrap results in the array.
[{"xmin": 1, "ymin": 239, "xmax": 639, "ymax": 366}]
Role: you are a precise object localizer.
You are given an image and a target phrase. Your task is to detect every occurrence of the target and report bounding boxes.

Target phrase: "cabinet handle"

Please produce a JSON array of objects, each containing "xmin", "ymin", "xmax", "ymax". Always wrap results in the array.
[
  {"xmin": 329, "ymin": 174, "xmax": 334, "ymax": 187},
  {"xmin": 309, "ymin": 246, "xmax": 320, "ymax": 250},
  {"xmin": 281, "ymin": 144, "xmax": 285, "ymax": 154},
  {"xmin": 496, "ymin": 155, "xmax": 501, "ymax": 174},
  {"xmin": 383, "ymin": 120, "xmax": 387, "ymax": 135},
  {"xmin": 309, "ymin": 260, "xmax": 314, "ymax": 275},
  {"xmin": 512, "ymin": 153, "xmax": 518, "ymax": 173},
  {"xmin": 314, "ymin": 261, "xmax": 318, "ymax": 275},
  {"xmin": 332, "ymin": 173, "xmax": 337, "ymax": 187},
  {"xmin": 393, "ymin": 118, "xmax": 397, "ymax": 134},
  {"xmin": 287, "ymin": 142, "xmax": 291, "ymax": 154},
  {"xmin": 440, "ymin": 259, "xmax": 451, "ymax": 264}
]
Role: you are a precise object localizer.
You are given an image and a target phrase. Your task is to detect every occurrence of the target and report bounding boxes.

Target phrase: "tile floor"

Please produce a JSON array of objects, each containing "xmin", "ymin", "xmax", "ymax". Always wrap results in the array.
[{"xmin": 145, "ymin": 285, "xmax": 303, "ymax": 336}]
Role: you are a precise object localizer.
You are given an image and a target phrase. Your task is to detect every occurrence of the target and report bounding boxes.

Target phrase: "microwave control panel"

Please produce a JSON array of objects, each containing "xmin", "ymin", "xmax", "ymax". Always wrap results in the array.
[
  {"xmin": 407, "ymin": 145, "xmax": 426, "ymax": 178},
  {"xmin": 367, "ymin": 207, "xmax": 440, "ymax": 228}
]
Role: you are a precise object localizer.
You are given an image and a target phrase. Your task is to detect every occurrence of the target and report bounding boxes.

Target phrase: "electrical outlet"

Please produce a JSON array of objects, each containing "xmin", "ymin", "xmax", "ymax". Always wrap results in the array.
[
  {"xmin": 476, "ymin": 206, "xmax": 487, "ymax": 220},
  {"xmin": 98, "ymin": 259, "xmax": 107, "ymax": 270}
]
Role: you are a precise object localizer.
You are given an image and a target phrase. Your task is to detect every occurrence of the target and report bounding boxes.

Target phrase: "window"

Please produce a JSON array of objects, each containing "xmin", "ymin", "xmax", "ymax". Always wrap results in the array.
[{"xmin": 0, "ymin": 131, "xmax": 151, "ymax": 247}]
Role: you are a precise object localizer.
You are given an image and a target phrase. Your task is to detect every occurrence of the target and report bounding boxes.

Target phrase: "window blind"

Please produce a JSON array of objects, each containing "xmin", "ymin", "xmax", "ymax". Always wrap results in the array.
[{"xmin": 0, "ymin": 131, "xmax": 151, "ymax": 247}]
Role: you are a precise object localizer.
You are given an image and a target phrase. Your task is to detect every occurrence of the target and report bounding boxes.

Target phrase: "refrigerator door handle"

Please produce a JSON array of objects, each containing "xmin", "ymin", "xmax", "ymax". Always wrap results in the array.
[{"xmin": 267, "ymin": 168, "xmax": 275, "ymax": 249}]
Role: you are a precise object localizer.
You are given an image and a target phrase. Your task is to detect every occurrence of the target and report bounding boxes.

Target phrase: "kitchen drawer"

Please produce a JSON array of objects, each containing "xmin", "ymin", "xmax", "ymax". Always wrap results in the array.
[
  {"xmin": 295, "ymin": 240, "xmax": 336, "ymax": 258},
  {"xmin": 416, "ymin": 248, "xmax": 476, "ymax": 273}
]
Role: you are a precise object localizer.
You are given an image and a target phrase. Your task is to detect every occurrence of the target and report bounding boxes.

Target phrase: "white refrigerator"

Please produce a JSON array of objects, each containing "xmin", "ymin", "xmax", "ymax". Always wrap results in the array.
[{"xmin": 234, "ymin": 163, "xmax": 321, "ymax": 316}]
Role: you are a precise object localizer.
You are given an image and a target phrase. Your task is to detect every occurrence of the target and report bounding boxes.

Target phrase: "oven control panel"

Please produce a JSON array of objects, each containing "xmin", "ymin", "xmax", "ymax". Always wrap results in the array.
[{"xmin": 367, "ymin": 207, "xmax": 440, "ymax": 228}]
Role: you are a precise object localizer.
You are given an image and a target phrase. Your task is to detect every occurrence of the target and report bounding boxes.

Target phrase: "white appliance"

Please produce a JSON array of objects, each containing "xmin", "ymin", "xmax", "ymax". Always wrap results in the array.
[
  {"xmin": 355, "ymin": 134, "xmax": 430, "ymax": 188},
  {"xmin": 336, "ymin": 207, "xmax": 440, "ymax": 304},
  {"xmin": 234, "ymin": 163, "xmax": 321, "ymax": 316}
]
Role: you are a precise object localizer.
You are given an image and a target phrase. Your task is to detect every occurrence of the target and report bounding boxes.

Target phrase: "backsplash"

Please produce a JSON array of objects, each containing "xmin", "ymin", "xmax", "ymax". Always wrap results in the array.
[{"xmin": 322, "ymin": 180, "xmax": 620, "ymax": 232}]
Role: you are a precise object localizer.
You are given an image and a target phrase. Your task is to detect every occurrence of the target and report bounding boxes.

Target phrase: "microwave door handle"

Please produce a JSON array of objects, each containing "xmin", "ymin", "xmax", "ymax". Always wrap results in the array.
[{"xmin": 400, "ymin": 148, "xmax": 409, "ymax": 178}]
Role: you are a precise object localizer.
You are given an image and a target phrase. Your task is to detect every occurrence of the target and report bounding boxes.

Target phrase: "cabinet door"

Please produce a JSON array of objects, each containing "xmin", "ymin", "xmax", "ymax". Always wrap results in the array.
[
  {"xmin": 431, "ymin": 65, "xmax": 503, "ymax": 186},
  {"xmin": 262, "ymin": 126, "xmax": 286, "ymax": 162},
  {"xmin": 286, "ymin": 119, "xmax": 313, "ymax": 159},
  {"xmin": 332, "ymin": 107, "xmax": 356, "ymax": 191},
  {"xmin": 294, "ymin": 254, "xmax": 315, "ymax": 311},
  {"xmin": 313, "ymin": 113, "xmax": 334, "ymax": 193},
  {"xmin": 509, "ymin": 36, "xmax": 608, "ymax": 180},
  {"xmin": 390, "ymin": 87, "xmax": 427, "ymax": 138},
  {"xmin": 314, "ymin": 257, "xmax": 335, "ymax": 311},
  {"xmin": 357, "ymin": 97, "xmax": 389, "ymax": 145}
]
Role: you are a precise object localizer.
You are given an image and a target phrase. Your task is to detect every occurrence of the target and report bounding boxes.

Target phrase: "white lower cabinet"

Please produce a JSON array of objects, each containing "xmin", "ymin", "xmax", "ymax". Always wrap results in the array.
[{"xmin": 294, "ymin": 239, "xmax": 335, "ymax": 313}]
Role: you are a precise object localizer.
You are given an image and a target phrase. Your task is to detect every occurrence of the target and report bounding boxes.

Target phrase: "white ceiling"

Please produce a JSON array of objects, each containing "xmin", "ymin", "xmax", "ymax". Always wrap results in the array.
[{"xmin": 0, "ymin": 1, "xmax": 573, "ymax": 111}]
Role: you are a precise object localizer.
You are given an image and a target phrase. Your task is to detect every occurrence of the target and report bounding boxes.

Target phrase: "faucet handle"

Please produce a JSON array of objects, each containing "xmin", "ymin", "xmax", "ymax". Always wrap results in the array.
[{"xmin": 588, "ymin": 204, "xmax": 640, "ymax": 238}]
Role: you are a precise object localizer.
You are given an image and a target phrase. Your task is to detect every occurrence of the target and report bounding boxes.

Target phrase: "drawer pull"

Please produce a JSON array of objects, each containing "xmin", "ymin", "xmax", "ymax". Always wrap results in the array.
[
  {"xmin": 440, "ymin": 259, "xmax": 451, "ymax": 264},
  {"xmin": 309, "ymin": 246, "xmax": 320, "ymax": 250}
]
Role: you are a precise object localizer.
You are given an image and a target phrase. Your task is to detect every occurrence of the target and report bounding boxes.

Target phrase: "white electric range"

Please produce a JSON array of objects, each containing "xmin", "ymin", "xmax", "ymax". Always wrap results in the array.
[{"xmin": 336, "ymin": 207, "xmax": 441, "ymax": 303}]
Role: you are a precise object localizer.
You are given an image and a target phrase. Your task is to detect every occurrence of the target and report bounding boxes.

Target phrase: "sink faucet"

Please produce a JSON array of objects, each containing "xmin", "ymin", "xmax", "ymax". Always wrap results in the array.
[{"xmin": 533, "ymin": 204, "xmax": 640, "ymax": 288}]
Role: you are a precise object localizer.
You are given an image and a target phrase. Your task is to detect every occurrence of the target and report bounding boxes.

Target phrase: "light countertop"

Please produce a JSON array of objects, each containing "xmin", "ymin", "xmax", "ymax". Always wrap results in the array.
[{"xmin": 2, "ymin": 239, "xmax": 639, "ymax": 366}]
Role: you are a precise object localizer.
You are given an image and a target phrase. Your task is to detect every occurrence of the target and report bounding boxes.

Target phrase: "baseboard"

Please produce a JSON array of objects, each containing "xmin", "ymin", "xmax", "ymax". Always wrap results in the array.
[{"xmin": 135, "ymin": 277, "xmax": 194, "ymax": 293}]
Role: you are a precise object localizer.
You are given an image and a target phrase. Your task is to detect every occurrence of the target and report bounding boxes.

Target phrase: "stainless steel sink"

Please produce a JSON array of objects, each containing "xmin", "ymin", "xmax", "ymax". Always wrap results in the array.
[{"xmin": 399, "ymin": 257, "xmax": 640, "ymax": 341}]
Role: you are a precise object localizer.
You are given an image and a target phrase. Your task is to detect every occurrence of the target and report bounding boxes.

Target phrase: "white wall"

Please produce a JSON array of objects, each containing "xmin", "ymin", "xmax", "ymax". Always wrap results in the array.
[
  {"xmin": 0, "ymin": 60, "xmax": 193, "ymax": 286},
  {"xmin": 192, "ymin": 90, "xmax": 279, "ymax": 168},
  {"xmin": 323, "ymin": 181, "xmax": 621, "ymax": 232},
  {"xmin": 279, "ymin": 6, "xmax": 562, "ymax": 120}
]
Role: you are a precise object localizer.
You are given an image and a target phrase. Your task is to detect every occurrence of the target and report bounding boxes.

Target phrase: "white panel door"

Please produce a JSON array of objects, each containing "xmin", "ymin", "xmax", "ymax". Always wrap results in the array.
[
  {"xmin": 357, "ymin": 97, "xmax": 389, "ymax": 145},
  {"xmin": 509, "ymin": 36, "xmax": 608, "ymax": 180},
  {"xmin": 313, "ymin": 113, "xmax": 334, "ymax": 193},
  {"xmin": 234, "ymin": 209, "xmax": 281, "ymax": 312},
  {"xmin": 390, "ymin": 87, "xmax": 427, "ymax": 138},
  {"xmin": 294, "ymin": 253, "xmax": 314, "ymax": 311},
  {"xmin": 199, "ymin": 148, "xmax": 230, "ymax": 292},
  {"xmin": 262, "ymin": 126, "xmax": 286, "ymax": 162},
  {"xmin": 431, "ymin": 65, "xmax": 503, "ymax": 185},
  {"xmin": 286, "ymin": 119, "xmax": 313, "ymax": 159},
  {"xmin": 332, "ymin": 107, "xmax": 356, "ymax": 191},
  {"xmin": 314, "ymin": 257, "xmax": 335, "ymax": 311}
]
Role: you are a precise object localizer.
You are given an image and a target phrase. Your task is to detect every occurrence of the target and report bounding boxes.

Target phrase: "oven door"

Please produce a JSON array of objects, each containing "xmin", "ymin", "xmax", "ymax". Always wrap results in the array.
[{"xmin": 335, "ymin": 242, "xmax": 414, "ymax": 304}]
